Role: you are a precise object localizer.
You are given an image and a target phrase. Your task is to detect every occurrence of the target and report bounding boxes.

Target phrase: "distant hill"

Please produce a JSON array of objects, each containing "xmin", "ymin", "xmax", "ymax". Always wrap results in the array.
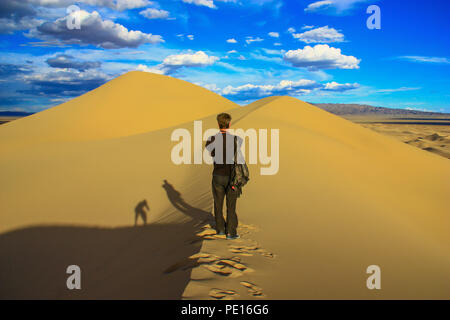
[
  {"xmin": 0, "ymin": 111, "xmax": 34, "ymax": 117},
  {"xmin": 311, "ymin": 103, "xmax": 448, "ymax": 116}
]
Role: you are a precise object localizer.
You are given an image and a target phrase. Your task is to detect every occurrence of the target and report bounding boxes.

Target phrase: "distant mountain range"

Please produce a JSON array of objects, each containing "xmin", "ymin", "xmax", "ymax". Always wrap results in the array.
[
  {"xmin": 1, "ymin": 103, "xmax": 448, "ymax": 119},
  {"xmin": 0, "ymin": 111, "xmax": 34, "ymax": 117},
  {"xmin": 311, "ymin": 103, "xmax": 449, "ymax": 116}
]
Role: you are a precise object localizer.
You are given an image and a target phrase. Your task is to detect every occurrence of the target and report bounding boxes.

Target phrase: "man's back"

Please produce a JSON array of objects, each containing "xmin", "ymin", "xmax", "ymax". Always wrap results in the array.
[{"xmin": 206, "ymin": 131, "xmax": 242, "ymax": 176}]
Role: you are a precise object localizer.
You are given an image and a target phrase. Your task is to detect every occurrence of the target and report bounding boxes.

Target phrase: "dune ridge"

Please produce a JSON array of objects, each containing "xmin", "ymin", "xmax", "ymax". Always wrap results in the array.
[{"xmin": 1, "ymin": 72, "xmax": 450, "ymax": 299}]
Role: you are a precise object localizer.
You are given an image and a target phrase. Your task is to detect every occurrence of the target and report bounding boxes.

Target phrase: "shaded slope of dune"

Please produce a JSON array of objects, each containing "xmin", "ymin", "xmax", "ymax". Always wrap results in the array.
[{"xmin": 1, "ymin": 73, "xmax": 450, "ymax": 299}]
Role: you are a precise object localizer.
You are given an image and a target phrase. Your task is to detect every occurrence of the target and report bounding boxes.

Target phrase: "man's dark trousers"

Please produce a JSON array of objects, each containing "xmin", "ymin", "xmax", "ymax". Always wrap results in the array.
[{"xmin": 212, "ymin": 174, "xmax": 238, "ymax": 236}]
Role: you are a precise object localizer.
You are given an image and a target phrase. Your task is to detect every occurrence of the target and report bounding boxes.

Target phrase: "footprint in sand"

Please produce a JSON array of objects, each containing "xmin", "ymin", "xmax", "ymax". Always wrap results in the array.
[
  {"xmin": 209, "ymin": 288, "xmax": 238, "ymax": 300},
  {"xmin": 228, "ymin": 244, "xmax": 275, "ymax": 258},
  {"xmin": 165, "ymin": 252, "xmax": 254, "ymax": 277},
  {"xmin": 203, "ymin": 257, "xmax": 254, "ymax": 278},
  {"xmin": 240, "ymin": 281, "xmax": 265, "ymax": 297},
  {"xmin": 164, "ymin": 252, "xmax": 219, "ymax": 273}
]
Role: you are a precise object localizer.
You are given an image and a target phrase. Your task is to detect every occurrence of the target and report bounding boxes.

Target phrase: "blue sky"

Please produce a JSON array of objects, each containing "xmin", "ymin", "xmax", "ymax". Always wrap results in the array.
[{"xmin": 0, "ymin": 0, "xmax": 449, "ymax": 112}]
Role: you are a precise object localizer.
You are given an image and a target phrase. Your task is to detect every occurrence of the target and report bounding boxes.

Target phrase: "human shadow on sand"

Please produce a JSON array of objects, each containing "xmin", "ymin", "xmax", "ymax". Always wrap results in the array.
[
  {"xmin": 0, "ymin": 182, "xmax": 211, "ymax": 299},
  {"xmin": 162, "ymin": 179, "xmax": 212, "ymax": 226},
  {"xmin": 134, "ymin": 199, "xmax": 149, "ymax": 226}
]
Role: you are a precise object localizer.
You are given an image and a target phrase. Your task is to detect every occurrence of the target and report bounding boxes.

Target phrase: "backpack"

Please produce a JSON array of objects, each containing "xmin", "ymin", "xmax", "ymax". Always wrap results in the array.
[{"xmin": 229, "ymin": 136, "xmax": 249, "ymax": 197}]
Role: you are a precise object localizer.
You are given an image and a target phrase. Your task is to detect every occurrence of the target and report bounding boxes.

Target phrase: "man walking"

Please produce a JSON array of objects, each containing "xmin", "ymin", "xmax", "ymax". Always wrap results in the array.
[{"xmin": 205, "ymin": 113, "xmax": 243, "ymax": 240}]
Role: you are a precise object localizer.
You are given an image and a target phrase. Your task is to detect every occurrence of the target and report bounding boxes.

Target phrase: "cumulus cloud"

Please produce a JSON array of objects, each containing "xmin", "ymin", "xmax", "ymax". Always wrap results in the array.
[
  {"xmin": 0, "ymin": 0, "xmax": 42, "ymax": 33},
  {"xmin": 221, "ymin": 79, "xmax": 322, "ymax": 99},
  {"xmin": 227, "ymin": 38, "xmax": 237, "ymax": 43},
  {"xmin": 323, "ymin": 81, "xmax": 359, "ymax": 91},
  {"xmin": 46, "ymin": 54, "xmax": 101, "ymax": 71},
  {"xmin": 268, "ymin": 32, "xmax": 279, "ymax": 38},
  {"xmin": 284, "ymin": 44, "xmax": 360, "ymax": 70},
  {"xmin": 137, "ymin": 51, "xmax": 219, "ymax": 75},
  {"xmin": 287, "ymin": 27, "xmax": 296, "ymax": 33},
  {"xmin": 217, "ymin": 78, "xmax": 360, "ymax": 100},
  {"xmin": 0, "ymin": 0, "xmax": 155, "ymax": 33},
  {"xmin": 136, "ymin": 64, "xmax": 165, "ymax": 74},
  {"xmin": 139, "ymin": 8, "xmax": 170, "ymax": 20},
  {"xmin": 182, "ymin": 0, "xmax": 216, "ymax": 9},
  {"xmin": 108, "ymin": 0, "xmax": 153, "ymax": 11},
  {"xmin": 292, "ymin": 26, "xmax": 344, "ymax": 43},
  {"xmin": 27, "ymin": 10, "xmax": 163, "ymax": 49}
]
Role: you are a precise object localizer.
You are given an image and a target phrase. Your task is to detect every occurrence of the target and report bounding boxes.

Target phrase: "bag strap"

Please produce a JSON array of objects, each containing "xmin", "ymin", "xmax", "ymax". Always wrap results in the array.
[{"xmin": 233, "ymin": 135, "xmax": 237, "ymax": 165}]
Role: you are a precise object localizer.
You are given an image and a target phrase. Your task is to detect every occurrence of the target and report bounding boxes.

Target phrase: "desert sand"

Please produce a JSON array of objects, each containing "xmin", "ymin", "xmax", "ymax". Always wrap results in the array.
[
  {"xmin": 1, "ymin": 71, "xmax": 450, "ymax": 299},
  {"xmin": 354, "ymin": 120, "xmax": 450, "ymax": 160}
]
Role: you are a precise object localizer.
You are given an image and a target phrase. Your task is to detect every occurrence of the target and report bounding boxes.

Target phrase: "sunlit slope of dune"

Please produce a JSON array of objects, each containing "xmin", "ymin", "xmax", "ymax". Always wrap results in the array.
[
  {"xmin": 0, "ymin": 71, "xmax": 238, "ymax": 150},
  {"xmin": 228, "ymin": 96, "xmax": 450, "ymax": 299}
]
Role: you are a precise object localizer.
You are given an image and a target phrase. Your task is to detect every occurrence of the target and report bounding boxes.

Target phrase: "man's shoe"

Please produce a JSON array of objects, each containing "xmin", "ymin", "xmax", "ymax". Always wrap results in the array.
[
  {"xmin": 216, "ymin": 231, "xmax": 226, "ymax": 236},
  {"xmin": 226, "ymin": 234, "xmax": 240, "ymax": 240}
]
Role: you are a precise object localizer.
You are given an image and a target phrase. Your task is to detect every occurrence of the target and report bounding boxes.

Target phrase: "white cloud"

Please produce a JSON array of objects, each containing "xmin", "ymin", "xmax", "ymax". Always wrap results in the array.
[
  {"xmin": 284, "ymin": 44, "xmax": 360, "ymax": 70},
  {"xmin": 323, "ymin": 81, "xmax": 359, "ymax": 91},
  {"xmin": 304, "ymin": 0, "xmax": 332, "ymax": 12},
  {"xmin": 110, "ymin": 0, "xmax": 153, "ymax": 11},
  {"xmin": 245, "ymin": 36, "xmax": 264, "ymax": 44},
  {"xmin": 26, "ymin": 10, "xmax": 163, "ymax": 49},
  {"xmin": 136, "ymin": 64, "xmax": 165, "ymax": 74},
  {"xmin": 137, "ymin": 51, "xmax": 219, "ymax": 74},
  {"xmin": 273, "ymin": 42, "xmax": 282, "ymax": 46},
  {"xmin": 305, "ymin": 0, "xmax": 371, "ymax": 14},
  {"xmin": 218, "ymin": 78, "xmax": 360, "ymax": 100},
  {"xmin": 222, "ymin": 79, "xmax": 321, "ymax": 98},
  {"xmin": 187, "ymin": 34, "xmax": 194, "ymax": 40},
  {"xmin": 398, "ymin": 56, "xmax": 450, "ymax": 64},
  {"xmin": 0, "ymin": 0, "xmax": 154, "ymax": 33},
  {"xmin": 292, "ymin": 26, "xmax": 344, "ymax": 43},
  {"xmin": 30, "ymin": 0, "xmax": 152, "ymax": 11},
  {"xmin": 182, "ymin": 0, "xmax": 216, "ymax": 9},
  {"xmin": 268, "ymin": 32, "xmax": 279, "ymax": 38},
  {"xmin": 374, "ymin": 87, "xmax": 421, "ymax": 93},
  {"xmin": 227, "ymin": 38, "xmax": 237, "ymax": 43},
  {"xmin": 139, "ymin": 8, "xmax": 170, "ymax": 20}
]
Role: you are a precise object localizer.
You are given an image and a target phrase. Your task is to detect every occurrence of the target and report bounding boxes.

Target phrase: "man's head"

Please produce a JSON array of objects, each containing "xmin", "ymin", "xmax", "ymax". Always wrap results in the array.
[{"xmin": 217, "ymin": 113, "xmax": 232, "ymax": 129}]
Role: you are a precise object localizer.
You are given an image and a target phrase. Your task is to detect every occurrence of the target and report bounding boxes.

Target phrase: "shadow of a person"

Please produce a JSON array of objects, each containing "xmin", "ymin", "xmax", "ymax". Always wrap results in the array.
[
  {"xmin": 162, "ymin": 179, "xmax": 212, "ymax": 225},
  {"xmin": 134, "ymin": 199, "xmax": 149, "ymax": 226}
]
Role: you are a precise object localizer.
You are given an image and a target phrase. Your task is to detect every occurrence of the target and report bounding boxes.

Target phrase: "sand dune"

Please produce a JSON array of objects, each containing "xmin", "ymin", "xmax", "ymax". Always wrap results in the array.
[
  {"xmin": 0, "ymin": 71, "xmax": 237, "ymax": 151},
  {"xmin": 1, "ymin": 72, "xmax": 450, "ymax": 299}
]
